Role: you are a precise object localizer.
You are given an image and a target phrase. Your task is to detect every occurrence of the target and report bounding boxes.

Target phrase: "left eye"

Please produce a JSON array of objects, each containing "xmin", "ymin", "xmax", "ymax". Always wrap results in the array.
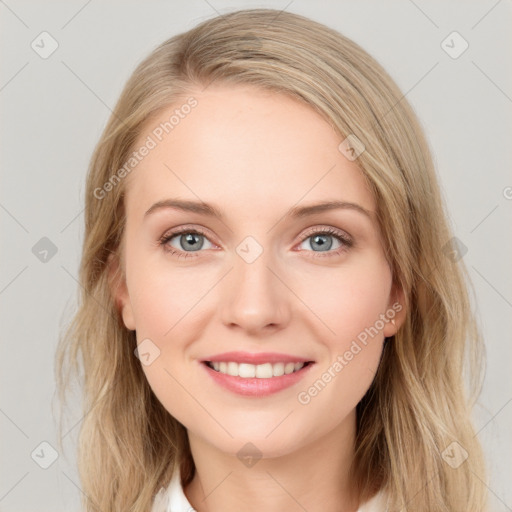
[{"xmin": 298, "ymin": 229, "xmax": 348, "ymax": 253}]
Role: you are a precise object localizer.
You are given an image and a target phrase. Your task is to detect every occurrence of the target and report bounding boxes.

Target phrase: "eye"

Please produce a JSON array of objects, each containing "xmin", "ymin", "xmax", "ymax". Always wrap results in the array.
[
  {"xmin": 158, "ymin": 226, "xmax": 353, "ymax": 260},
  {"xmin": 158, "ymin": 227, "xmax": 215, "ymax": 259},
  {"xmin": 297, "ymin": 227, "xmax": 353, "ymax": 257}
]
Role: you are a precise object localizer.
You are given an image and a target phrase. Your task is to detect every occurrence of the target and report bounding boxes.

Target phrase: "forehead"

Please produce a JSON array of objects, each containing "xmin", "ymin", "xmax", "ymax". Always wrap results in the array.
[{"xmin": 124, "ymin": 84, "xmax": 374, "ymax": 219}]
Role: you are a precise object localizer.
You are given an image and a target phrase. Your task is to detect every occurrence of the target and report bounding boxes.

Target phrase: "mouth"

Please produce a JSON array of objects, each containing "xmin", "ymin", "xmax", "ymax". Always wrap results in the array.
[
  {"xmin": 202, "ymin": 360, "xmax": 314, "ymax": 378},
  {"xmin": 200, "ymin": 359, "xmax": 316, "ymax": 397}
]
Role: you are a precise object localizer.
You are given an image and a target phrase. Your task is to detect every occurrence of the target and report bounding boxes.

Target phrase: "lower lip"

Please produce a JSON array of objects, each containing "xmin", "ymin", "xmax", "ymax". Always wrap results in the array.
[{"xmin": 200, "ymin": 361, "xmax": 315, "ymax": 397}]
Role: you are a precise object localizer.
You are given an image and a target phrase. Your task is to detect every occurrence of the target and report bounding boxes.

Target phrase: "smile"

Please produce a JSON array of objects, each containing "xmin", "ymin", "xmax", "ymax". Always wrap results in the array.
[
  {"xmin": 200, "ymin": 360, "xmax": 315, "ymax": 397},
  {"xmin": 205, "ymin": 361, "xmax": 310, "ymax": 378}
]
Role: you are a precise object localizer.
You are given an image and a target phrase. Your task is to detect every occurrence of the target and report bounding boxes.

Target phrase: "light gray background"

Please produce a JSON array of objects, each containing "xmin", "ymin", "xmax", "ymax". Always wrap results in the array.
[{"xmin": 1, "ymin": 1, "xmax": 511, "ymax": 510}]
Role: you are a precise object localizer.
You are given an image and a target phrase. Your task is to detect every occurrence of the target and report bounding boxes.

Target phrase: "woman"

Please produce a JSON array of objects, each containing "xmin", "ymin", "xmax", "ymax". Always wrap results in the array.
[{"xmin": 56, "ymin": 8, "xmax": 488, "ymax": 512}]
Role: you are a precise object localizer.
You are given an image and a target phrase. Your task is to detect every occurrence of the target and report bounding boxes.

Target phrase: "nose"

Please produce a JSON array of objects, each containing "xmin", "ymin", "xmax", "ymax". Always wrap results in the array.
[{"xmin": 220, "ymin": 248, "xmax": 291, "ymax": 336}]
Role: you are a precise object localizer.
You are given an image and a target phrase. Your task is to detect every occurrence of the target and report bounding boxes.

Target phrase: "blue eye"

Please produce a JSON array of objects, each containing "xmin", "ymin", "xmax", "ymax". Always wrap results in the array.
[
  {"xmin": 297, "ymin": 228, "xmax": 353, "ymax": 257},
  {"xmin": 159, "ymin": 228, "xmax": 213, "ymax": 259},
  {"xmin": 158, "ymin": 226, "xmax": 353, "ymax": 260}
]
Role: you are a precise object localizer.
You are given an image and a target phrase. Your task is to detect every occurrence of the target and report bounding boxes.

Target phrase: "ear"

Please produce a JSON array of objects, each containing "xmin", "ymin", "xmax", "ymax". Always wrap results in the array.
[
  {"xmin": 107, "ymin": 252, "xmax": 136, "ymax": 331},
  {"xmin": 382, "ymin": 280, "xmax": 407, "ymax": 338}
]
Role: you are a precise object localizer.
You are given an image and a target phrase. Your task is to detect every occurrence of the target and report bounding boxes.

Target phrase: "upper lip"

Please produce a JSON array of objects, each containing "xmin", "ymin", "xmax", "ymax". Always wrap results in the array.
[{"xmin": 202, "ymin": 351, "xmax": 314, "ymax": 365}]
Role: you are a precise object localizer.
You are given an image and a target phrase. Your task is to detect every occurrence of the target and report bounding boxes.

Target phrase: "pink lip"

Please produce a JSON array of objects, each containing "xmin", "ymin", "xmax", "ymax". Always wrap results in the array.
[
  {"xmin": 202, "ymin": 351, "xmax": 314, "ymax": 365},
  {"xmin": 200, "ymin": 360, "xmax": 315, "ymax": 397}
]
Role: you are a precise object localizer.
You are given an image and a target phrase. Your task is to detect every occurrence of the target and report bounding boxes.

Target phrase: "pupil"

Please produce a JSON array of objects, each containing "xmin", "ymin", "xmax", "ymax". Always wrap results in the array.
[
  {"xmin": 312, "ymin": 234, "xmax": 332, "ymax": 252},
  {"xmin": 182, "ymin": 233, "xmax": 202, "ymax": 251}
]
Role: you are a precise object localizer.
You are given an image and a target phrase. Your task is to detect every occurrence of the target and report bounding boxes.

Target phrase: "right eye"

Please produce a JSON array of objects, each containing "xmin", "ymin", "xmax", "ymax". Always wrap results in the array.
[{"xmin": 159, "ymin": 227, "xmax": 215, "ymax": 258}]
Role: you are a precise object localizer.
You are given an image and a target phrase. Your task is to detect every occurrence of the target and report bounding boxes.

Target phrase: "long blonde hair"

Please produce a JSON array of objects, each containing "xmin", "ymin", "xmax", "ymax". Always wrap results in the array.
[{"xmin": 55, "ymin": 8, "xmax": 488, "ymax": 511}]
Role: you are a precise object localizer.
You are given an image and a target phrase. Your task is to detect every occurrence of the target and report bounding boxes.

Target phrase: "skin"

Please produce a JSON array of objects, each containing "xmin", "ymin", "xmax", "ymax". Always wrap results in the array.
[{"xmin": 111, "ymin": 84, "xmax": 406, "ymax": 512}]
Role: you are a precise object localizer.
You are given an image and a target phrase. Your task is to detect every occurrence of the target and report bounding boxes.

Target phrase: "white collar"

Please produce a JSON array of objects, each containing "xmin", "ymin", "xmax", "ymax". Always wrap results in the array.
[
  {"xmin": 151, "ymin": 471, "xmax": 197, "ymax": 512},
  {"xmin": 151, "ymin": 471, "xmax": 388, "ymax": 512}
]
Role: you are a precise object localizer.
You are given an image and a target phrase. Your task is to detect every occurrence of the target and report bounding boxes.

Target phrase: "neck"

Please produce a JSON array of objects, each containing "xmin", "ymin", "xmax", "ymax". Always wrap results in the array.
[{"xmin": 184, "ymin": 410, "xmax": 359, "ymax": 512}]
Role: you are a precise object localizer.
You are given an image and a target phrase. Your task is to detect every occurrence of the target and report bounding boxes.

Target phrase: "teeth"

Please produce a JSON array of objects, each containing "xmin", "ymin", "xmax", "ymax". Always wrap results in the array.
[
  {"xmin": 227, "ymin": 361, "xmax": 238, "ymax": 376},
  {"xmin": 238, "ymin": 363, "xmax": 256, "ymax": 378},
  {"xmin": 256, "ymin": 363, "xmax": 272, "ymax": 378},
  {"xmin": 208, "ymin": 361, "xmax": 306, "ymax": 378},
  {"xmin": 285, "ymin": 362, "xmax": 296, "ymax": 374}
]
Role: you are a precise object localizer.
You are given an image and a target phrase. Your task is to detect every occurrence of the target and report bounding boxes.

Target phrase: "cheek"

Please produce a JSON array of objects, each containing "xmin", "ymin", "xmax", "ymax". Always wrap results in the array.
[
  {"xmin": 126, "ymin": 259, "xmax": 216, "ymax": 426},
  {"xmin": 129, "ymin": 265, "xmax": 208, "ymax": 427},
  {"xmin": 128, "ymin": 257, "xmax": 215, "ymax": 339},
  {"xmin": 295, "ymin": 258, "xmax": 391, "ymax": 410},
  {"xmin": 293, "ymin": 263, "xmax": 390, "ymax": 427},
  {"xmin": 296, "ymin": 256, "xmax": 392, "ymax": 349}
]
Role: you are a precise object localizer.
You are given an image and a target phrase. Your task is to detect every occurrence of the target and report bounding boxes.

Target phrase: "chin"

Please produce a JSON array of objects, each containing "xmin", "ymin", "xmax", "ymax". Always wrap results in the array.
[{"xmin": 221, "ymin": 436, "xmax": 303, "ymax": 462}]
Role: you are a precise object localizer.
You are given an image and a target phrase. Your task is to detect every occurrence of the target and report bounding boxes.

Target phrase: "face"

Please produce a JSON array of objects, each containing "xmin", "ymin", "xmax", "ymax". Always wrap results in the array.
[{"xmin": 112, "ymin": 84, "xmax": 404, "ymax": 459}]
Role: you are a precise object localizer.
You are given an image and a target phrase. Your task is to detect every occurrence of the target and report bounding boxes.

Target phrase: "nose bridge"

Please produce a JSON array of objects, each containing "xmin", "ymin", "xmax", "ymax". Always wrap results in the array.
[{"xmin": 220, "ymin": 237, "xmax": 289, "ymax": 332}]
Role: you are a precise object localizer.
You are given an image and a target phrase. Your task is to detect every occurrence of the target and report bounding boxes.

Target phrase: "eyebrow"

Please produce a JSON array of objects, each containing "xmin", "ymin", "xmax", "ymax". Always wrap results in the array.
[{"xmin": 144, "ymin": 198, "xmax": 373, "ymax": 220}]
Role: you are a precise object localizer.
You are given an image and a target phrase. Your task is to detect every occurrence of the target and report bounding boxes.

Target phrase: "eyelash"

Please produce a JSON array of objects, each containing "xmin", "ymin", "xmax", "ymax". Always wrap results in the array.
[{"xmin": 158, "ymin": 226, "xmax": 353, "ymax": 260}]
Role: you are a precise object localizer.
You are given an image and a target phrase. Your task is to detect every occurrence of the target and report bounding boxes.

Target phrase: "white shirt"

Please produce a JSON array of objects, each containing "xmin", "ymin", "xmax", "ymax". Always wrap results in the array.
[{"xmin": 151, "ymin": 471, "xmax": 389, "ymax": 512}]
